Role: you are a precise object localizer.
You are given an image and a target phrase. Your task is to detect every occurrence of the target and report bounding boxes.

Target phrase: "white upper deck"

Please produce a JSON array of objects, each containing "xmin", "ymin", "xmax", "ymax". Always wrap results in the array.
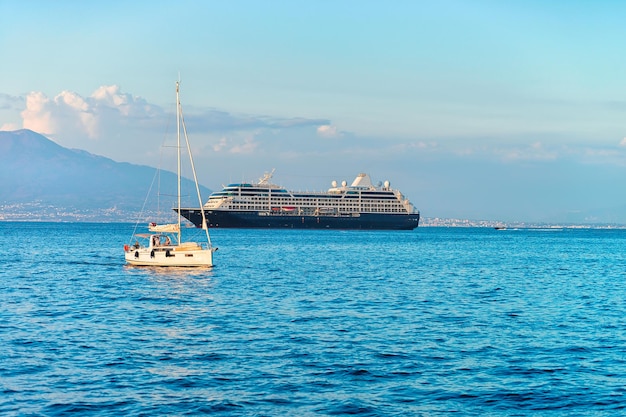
[{"xmin": 205, "ymin": 171, "xmax": 418, "ymax": 214}]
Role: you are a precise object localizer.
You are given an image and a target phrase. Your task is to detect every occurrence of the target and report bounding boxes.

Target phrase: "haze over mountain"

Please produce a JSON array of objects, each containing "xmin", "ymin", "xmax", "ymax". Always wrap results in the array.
[
  {"xmin": 0, "ymin": 129, "xmax": 210, "ymax": 221},
  {"xmin": 1, "ymin": 129, "xmax": 624, "ymax": 225}
]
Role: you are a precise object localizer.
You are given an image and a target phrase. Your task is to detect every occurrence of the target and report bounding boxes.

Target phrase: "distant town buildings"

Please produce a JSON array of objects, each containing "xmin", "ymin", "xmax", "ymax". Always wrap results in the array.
[
  {"xmin": 420, "ymin": 217, "xmax": 625, "ymax": 229},
  {"xmin": 0, "ymin": 202, "xmax": 168, "ymax": 223}
]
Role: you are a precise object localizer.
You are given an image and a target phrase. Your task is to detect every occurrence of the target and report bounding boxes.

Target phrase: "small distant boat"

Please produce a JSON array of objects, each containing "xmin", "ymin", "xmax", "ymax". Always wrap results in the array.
[{"xmin": 124, "ymin": 81, "xmax": 216, "ymax": 267}]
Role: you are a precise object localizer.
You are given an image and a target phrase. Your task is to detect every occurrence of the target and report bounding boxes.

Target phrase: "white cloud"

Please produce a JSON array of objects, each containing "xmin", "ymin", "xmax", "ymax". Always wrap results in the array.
[
  {"xmin": 58, "ymin": 90, "xmax": 97, "ymax": 138},
  {"xmin": 493, "ymin": 141, "xmax": 558, "ymax": 162},
  {"xmin": 59, "ymin": 90, "xmax": 89, "ymax": 111},
  {"xmin": 211, "ymin": 134, "xmax": 262, "ymax": 154},
  {"xmin": 229, "ymin": 136, "xmax": 258, "ymax": 154},
  {"xmin": 317, "ymin": 124, "xmax": 340, "ymax": 138},
  {"xmin": 0, "ymin": 122, "xmax": 20, "ymax": 131},
  {"xmin": 92, "ymin": 85, "xmax": 127, "ymax": 106},
  {"xmin": 213, "ymin": 137, "xmax": 228, "ymax": 152},
  {"xmin": 620, "ymin": 137, "xmax": 626, "ymax": 147},
  {"xmin": 19, "ymin": 85, "xmax": 163, "ymax": 144},
  {"xmin": 21, "ymin": 91, "xmax": 54, "ymax": 135},
  {"xmin": 15, "ymin": 86, "xmax": 330, "ymax": 157},
  {"xmin": 91, "ymin": 85, "xmax": 157, "ymax": 119}
]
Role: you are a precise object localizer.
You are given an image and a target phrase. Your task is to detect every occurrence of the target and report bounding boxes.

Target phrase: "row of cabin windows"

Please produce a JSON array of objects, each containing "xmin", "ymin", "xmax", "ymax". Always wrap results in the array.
[
  {"xmin": 226, "ymin": 204, "xmax": 405, "ymax": 213},
  {"xmin": 227, "ymin": 199, "xmax": 403, "ymax": 208},
  {"xmin": 228, "ymin": 196, "xmax": 400, "ymax": 205},
  {"xmin": 214, "ymin": 191, "xmax": 405, "ymax": 212},
  {"xmin": 231, "ymin": 191, "xmax": 397, "ymax": 199},
  {"xmin": 224, "ymin": 199, "xmax": 405, "ymax": 212},
  {"xmin": 223, "ymin": 186, "xmax": 397, "ymax": 197}
]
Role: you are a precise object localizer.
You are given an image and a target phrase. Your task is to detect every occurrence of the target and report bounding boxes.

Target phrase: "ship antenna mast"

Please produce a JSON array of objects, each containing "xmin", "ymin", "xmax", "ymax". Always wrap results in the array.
[{"xmin": 259, "ymin": 168, "xmax": 276, "ymax": 185}]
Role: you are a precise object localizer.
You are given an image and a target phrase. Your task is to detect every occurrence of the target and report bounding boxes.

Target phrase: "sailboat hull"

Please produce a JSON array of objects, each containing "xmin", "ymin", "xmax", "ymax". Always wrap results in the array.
[{"xmin": 125, "ymin": 246, "xmax": 214, "ymax": 267}]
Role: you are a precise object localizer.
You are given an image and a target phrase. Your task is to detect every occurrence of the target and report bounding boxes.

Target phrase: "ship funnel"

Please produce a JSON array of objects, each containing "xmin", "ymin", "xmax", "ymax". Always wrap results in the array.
[{"xmin": 351, "ymin": 173, "xmax": 373, "ymax": 188}]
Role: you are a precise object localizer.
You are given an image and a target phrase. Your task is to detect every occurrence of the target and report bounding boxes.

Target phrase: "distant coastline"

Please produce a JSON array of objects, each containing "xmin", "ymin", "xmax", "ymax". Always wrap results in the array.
[
  {"xmin": 1, "ymin": 205, "xmax": 625, "ymax": 229},
  {"xmin": 421, "ymin": 217, "xmax": 626, "ymax": 229},
  {"xmin": 0, "ymin": 202, "xmax": 171, "ymax": 224}
]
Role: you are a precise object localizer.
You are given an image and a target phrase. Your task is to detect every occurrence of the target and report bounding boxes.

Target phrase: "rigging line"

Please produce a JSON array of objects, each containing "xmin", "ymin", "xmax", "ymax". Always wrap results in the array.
[
  {"xmin": 128, "ymin": 165, "xmax": 161, "ymax": 244},
  {"xmin": 129, "ymin": 98, "xmax": 176, "ymax": 243},
  {"xmin": 178, "ymin": 94, "xmax": 212, "ymax": 247},
  {"xmin": 157, "ymin": 101, "xmax": 176, "ymax": 216}
]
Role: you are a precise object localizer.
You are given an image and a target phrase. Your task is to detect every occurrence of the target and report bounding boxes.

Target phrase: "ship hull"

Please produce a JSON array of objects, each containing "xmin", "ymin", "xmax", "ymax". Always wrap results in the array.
[{"xmin": 177, "ymin": 209, "xmax": 420, "ymax": 230}]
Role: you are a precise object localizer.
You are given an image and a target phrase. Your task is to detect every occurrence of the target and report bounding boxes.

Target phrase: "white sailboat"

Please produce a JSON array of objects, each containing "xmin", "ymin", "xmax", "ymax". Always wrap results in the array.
[{"xmin": 124, "ymin": 81, "xmax": 216, "ymax": 267}]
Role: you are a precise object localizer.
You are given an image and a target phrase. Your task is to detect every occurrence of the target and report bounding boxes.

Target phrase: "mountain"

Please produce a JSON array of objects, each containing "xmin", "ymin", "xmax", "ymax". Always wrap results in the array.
[{"xmin": 0, "ymin": 129, "xmax": 211, "ymax": 221}]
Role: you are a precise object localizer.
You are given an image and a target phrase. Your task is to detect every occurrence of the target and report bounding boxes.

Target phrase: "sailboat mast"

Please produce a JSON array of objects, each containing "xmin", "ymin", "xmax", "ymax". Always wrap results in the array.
[{"xmin": 176, "ymin": 81, "xmax": 182, "ymax": 244}]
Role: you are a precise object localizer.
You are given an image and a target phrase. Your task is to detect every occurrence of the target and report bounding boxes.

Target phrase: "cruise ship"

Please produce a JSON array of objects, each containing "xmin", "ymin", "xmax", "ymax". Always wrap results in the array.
[{"xmin": 177, "ymin": 171, "xmax": 420, "ymax": 230}]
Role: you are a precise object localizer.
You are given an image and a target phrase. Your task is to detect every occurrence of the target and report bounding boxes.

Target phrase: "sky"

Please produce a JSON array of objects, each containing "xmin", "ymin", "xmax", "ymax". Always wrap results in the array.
[{"xmin": 2, "ymin": 0, "xmax": 626, "ymax": 223}]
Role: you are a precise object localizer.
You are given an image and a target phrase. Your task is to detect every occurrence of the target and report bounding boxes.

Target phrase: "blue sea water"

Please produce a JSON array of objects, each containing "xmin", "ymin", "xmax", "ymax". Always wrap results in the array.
[{"xmin": 1, "ymin": 223, "xmax": 626, "ymax": 416}]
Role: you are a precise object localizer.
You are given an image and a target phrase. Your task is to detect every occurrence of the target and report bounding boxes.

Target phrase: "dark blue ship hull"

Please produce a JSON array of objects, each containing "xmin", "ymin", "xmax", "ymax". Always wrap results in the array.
[{"xmin": 177, "ymin": 209, "xmax": 420, "ymax": 230}]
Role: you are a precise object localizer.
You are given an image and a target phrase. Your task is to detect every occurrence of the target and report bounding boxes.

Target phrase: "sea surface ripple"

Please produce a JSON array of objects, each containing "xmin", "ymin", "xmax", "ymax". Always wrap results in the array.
[{"xmin": 1, "ymin": 223, "xmax": 626, "ymax": 416}]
